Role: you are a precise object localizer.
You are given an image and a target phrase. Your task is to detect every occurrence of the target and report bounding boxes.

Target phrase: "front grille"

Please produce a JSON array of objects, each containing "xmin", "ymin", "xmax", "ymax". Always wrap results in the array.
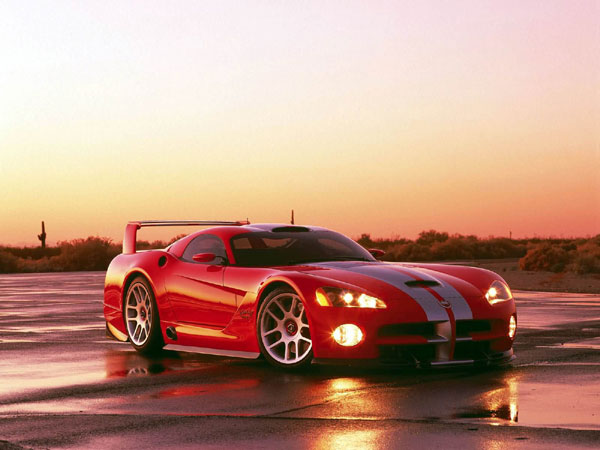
[
  {"xmin": 379, "ymin": 344, "xmax": 436, "ymax": 365},
  {"xmin": 377, "ymin": 319, "xmax": 502, "ymax": 366},
  {"xmin": 453, "ymin": 340, "xmax": 491, "ymax": 360},
  {"xmin": 378, "ymin": 322, "xmax": 436, "ymax": 337}
]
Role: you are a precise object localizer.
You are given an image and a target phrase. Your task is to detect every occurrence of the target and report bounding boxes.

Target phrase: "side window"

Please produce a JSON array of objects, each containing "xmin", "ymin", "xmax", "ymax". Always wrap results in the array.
[
  {"xmin": 182, "ymin": 235, "xmax": 227, "ymax": 264},
  {"xmin": 318, "ymin": 238, "xmax": 354, "ymax": 256}
]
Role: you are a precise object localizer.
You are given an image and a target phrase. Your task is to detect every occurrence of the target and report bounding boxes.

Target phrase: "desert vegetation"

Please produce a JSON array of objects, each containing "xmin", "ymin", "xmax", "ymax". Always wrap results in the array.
[
  {"xmin": 0, "ymin": 231, "xmax": 599, "ymax": 275},
  {"xmin": 359, "ymin": 230, "xmax": 600, "ymax": 275},
  {"xmin": 0, "ymin": 236, "xmax": 176, "ymax": 274}
]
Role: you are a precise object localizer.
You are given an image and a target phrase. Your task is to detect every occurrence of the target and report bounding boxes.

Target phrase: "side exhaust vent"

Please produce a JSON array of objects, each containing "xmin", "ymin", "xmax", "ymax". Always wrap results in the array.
[{"xmin": 165, "ymin": 326, "xmax": 178, "ymax": 341}]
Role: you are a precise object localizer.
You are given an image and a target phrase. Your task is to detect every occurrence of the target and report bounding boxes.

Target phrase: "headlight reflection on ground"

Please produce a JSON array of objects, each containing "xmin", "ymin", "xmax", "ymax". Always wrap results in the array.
[
  {"xmin": 310, "ymin": 429, "xmax": 382, "ymax": 450},
  {"xmin": 454, "ymin": 374, "xmax": 519, "ymax": 425}
]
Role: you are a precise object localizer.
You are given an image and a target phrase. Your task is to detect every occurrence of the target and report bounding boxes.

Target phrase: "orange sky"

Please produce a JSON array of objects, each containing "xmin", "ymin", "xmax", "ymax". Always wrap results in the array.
[{"xmin": 1, "ymin": 1, "xmax": 599, "ymax": 246}]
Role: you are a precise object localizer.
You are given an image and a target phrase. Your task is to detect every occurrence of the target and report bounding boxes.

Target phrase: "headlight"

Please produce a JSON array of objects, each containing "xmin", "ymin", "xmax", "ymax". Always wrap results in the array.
[
  {"xmin": 316, "ymin": 287, "xmax": 386, "ymax": 309},
  {"xmin": 485, "ymin": 280, "xmax": 512, "ymax": 305}
]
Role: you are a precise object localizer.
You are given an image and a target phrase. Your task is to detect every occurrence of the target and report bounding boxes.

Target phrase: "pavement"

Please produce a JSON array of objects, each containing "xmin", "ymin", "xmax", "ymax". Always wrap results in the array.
[{"xmin": 0, "ymin": 272, "xmax": 599, "ymax": 449}]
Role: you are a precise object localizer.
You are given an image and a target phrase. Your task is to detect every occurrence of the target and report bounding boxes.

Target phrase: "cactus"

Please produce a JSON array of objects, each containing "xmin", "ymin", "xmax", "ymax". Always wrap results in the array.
[{"xmin": 38, "ymin": 221, "xmax": 47, "ymax": 249}]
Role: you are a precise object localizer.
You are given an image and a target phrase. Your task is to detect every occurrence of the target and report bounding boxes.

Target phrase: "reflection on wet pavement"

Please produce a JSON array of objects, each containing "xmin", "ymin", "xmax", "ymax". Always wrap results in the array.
[
  {"xmin": 514, "ymin": 290, "xmax": 600, "ymax": 330},
  {"xmin": 453, "ymin": 373, "xmax": 519, "ymax": 424},
  {"xmin": 310, "ymin": 429, "xmax": 381, "ymax": 450},
  {"xmin": 538, "ymin": 337, "xmax": 600, "ymax": 350},
  {"xmin": 1, "ymin": 272, "xmax": 600, "ymax": 439}
]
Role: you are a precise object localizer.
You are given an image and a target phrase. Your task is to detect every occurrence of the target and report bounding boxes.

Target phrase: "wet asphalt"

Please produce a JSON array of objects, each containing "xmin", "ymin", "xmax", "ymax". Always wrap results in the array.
[{"xmin": 0, "ymin": 272, "xmax": 599, "ymax": 449}]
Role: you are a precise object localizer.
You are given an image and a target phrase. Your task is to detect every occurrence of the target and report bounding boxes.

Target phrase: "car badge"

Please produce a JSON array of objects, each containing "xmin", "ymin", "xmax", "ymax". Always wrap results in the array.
[
  {"xmin": 239, "ymin": 309, "xmax": 253, "ymax": 320},
  {"xmin": 439, "ymin": 299, "xmax": 452, "ymax": 309}
]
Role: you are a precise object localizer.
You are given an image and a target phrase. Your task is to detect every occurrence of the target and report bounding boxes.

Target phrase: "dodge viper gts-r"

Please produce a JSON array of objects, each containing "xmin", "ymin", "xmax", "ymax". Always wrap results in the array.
[{"xmin": 104, "ymin": 221, "xmax": 516, "ymax": 369}]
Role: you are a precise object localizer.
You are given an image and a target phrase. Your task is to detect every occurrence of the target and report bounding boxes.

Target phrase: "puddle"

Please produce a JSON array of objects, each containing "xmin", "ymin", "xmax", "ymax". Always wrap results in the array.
[
  {"xmin": 454, "ymin": 403, "xmax": 518, "ymax": 423},
  {"xmin": 0, "ymin": 364, "xmax": 107, "ymax": 396},
  {"xmin": 451, "ymin": 372, "xmax": 600, "ymax": 430},
  {"xmin": 537, "ymin": 337, "xmax": 600, "ymax": 350},
  {"xmin": 0, "ymin": 324, "xmax": 105, "ymax": 333}
]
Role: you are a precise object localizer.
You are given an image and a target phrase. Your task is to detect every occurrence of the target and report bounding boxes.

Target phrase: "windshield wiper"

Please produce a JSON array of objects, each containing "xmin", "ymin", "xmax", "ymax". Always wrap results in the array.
[
  {"xmin": 283, "ymin": 256, "xmax": 374, "ymax": 265},
  {"xmin": 288, "ymin": 256, "xmax": 372, "ymax": 264},
  {"xmin": 325, "ymin": 256, "xmax": 373, "ymax": 262}
]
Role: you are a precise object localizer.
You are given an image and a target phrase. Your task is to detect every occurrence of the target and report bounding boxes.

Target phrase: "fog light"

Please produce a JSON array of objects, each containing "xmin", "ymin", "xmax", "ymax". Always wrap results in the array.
[
  {"xmin": 332, "ymin": 324, "xmax": 363, "ymax": 347},
  {"xmin": 508, "ymin": 315, "xmax": 517, "ymax": 339}
]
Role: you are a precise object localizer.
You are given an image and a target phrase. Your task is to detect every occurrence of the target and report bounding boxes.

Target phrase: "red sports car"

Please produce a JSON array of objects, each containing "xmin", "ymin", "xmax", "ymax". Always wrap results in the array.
[{"xmin": 104, "ymin": 221, "xmax": 516, "ymax": 369}]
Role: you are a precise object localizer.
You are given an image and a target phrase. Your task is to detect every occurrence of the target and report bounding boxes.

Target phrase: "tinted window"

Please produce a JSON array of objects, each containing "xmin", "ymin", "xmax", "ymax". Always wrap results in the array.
[
  {"xmin": 230, "ymin": 230, "xmax": 374, "ymax": 267},
  {"xmin": 182, "ymin": 234, "xmax": 227, "ymax": 264}
]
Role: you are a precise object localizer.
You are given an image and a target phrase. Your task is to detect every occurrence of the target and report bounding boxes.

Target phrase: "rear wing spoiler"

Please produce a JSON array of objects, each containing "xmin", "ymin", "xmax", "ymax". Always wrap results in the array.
[{"xmin": 123, "ymin": 220, "xmax": 250, "ymax": 254}]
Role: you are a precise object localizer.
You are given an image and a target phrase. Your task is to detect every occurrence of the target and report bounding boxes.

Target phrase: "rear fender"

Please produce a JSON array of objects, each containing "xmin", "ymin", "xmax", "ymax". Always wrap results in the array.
[{"xmin": 104, "ymin": 250, "xmax": 176, "ymax": 336}]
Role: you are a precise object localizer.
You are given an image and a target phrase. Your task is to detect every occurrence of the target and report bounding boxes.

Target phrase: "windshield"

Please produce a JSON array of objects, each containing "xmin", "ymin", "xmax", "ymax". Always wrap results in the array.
[{"xmin": 230, "ymin": 230, "xmax": 375, "ymax": 267}]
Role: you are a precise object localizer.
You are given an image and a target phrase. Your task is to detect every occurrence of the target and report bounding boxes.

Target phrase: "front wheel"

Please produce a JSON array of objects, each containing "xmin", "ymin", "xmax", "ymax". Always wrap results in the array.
[
  {"xmin": 124, "ymin": 276, "xmax": 164, "ymax": 354},
  {"xmin": 257, "ymin": 288, "xmax": 313, "ymax": 369}
]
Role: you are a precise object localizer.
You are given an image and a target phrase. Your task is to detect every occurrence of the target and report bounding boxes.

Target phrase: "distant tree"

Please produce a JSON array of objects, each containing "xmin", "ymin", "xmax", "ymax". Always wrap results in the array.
[
  {"xmin": 416, "ymin": 230, "xmax": 449, "ymax": 246},
  {"xmin": 357, "ymin": 233, "xmax": 374, "ymax": 248}
]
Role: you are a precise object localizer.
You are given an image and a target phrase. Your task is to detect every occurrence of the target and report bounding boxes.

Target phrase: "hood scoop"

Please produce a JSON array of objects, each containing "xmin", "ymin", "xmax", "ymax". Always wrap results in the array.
[{"xmin": 405, "ymin": 280, "xmax": 440, "ymax": 288}]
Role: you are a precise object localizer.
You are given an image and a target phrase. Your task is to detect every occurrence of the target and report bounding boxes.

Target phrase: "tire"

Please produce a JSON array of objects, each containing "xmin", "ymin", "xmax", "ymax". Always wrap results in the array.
[
  {"xmin": 124, "ymin": 276, "xmax": 164, "ymax": 355},
  {"xmin": 257, "ymin": 287, "xmax": 313, "ymax": 369}
]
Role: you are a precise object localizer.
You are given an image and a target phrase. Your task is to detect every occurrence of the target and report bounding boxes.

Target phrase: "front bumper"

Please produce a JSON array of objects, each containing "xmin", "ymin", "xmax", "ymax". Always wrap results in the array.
[
  {"xmin": 308, "ymin": 303, "xmax": 516, "ymax": 366},
  {"xmin": 313, "ymin": 349, "xmax": 515, "ymax": 368}
]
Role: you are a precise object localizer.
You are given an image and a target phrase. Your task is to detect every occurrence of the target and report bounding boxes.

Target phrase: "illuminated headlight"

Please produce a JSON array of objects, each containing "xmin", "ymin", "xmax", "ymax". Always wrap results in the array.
[
  {"xmin": 485, "ymin": 280, "xmax": 512, "ymax": 305},
  {"xmin": 316, "ymin": 287, "xmax": 386, "ymax": 309},
  {"xmin": 332, "ymin": 324, "xmax": 363, "ymax": 346},
  {"xmin": 508, "ymin": 315, "xmax": 517, "ymax": 339}
]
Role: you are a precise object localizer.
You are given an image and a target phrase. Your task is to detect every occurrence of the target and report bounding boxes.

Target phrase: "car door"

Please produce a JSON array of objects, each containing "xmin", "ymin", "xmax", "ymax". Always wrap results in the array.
[{"xmin": 165, "ymin": 234, "xmax": 237, "ymax": 328}]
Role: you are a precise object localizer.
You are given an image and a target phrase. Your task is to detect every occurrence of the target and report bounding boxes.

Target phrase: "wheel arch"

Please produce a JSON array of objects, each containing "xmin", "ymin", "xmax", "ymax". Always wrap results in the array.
[
  {"xmin": 256, "ymin": 278, "xmax": 305, "ymax": 309},
  {"xmin": 122, "ymin": 270, "xmax": 154, "ymax": 312},
  {"xmin": 121, "ymin": 269, "xmax": 166, "ymax": 353},
  {"xmin": 255, "ymin": 276, "xmax": 318, "ymax": 337}
]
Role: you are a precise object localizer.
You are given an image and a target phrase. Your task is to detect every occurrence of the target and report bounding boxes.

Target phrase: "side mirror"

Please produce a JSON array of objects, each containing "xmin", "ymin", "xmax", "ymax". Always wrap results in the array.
[
  {"xmin": 192, "ymin": 252, "xmax": 216, "ymax": 263},
  {"xmin": 369, "ymin": 248, "xmax": 385, "ymax": 258}
]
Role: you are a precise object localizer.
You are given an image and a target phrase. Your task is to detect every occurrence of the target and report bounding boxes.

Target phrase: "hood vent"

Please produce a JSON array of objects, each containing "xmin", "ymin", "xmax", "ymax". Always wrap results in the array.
[
  {"xmin": 405, "ymin": 280, "xmax": 440, "ymax": 288},
  {"xmin": 272, "ymin": 226, "xmax": 310, "ymax": 233}
]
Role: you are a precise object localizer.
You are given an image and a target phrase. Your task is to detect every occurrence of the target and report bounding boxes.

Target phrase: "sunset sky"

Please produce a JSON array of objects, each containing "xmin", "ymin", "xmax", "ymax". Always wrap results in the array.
[{"xmin": 1, "ymin": 1, "xmax": 598, "ymax": 246}]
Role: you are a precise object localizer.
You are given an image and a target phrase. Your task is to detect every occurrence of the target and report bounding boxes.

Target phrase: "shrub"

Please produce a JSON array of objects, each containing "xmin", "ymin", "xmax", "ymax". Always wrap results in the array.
[
  {"xmin": 50, "ymin": 237, "xmax": 121, "ymax": 272},
  {"xmin": 0, "ymin": 250, "xmax": 20, "ymax": 273},
  {"xmin": 385, "ymin": 243, "xmax": 433, "ymax": 261},
  {"xmin": 137, "ymin": 240, "xmax": 168, "ymax": 250},
  {"xmin": 570, "ymin": 240, "xmax": 600, "ymax": 274},
  {"xmin": 431, "ymin": 237, "xmax": 475, "ymax": 260},
  {"xmin": 519, "ymin": 243, "xmax": 573, "ymax": 273}
]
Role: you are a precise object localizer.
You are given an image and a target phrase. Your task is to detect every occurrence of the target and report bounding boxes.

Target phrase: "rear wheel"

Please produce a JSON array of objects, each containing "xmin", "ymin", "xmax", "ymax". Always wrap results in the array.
[
  {"xmin": 124, "ymin": 276, "xmax": 164, "ymax": 354},
  {"xmin": 257, "ymin": 287, "xmax": 313, "ymax": 369}
]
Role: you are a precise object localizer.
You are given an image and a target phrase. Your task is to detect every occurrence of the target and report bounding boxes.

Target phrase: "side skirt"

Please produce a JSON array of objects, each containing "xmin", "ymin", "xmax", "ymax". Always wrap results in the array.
[{"xmin": 164, "ymin": 344, "xmax": 260, "ymax": 360}]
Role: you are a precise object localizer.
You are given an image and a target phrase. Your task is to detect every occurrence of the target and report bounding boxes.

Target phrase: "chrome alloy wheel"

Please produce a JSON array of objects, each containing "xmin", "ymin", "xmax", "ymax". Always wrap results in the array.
[
  {"xmin": 260, "ymin": 292, "xmax": 312, "ymax": 365},
  {"xmin": 125, "ymin": 282, "xmax": 153, "ymax": 346}
]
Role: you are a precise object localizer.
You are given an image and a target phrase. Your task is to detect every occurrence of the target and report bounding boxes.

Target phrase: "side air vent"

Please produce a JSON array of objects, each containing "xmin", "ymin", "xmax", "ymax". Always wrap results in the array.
[
  {"xmin": 272, "ymin": 226, "xmax": 310, "ymax": 233},
  {"xmin": 165, "ymin": 327, "xmax": 178, "ymax": 341},
  {"xmin": 405, "ymin": 280, "xmax": 440, "ymax": 288}
]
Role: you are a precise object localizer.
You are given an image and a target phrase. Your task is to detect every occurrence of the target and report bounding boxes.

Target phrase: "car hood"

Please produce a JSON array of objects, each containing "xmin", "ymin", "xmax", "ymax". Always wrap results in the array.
[{"xmin": 295, "ymin": 261, "xmax": 486, "ymax": 321}]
